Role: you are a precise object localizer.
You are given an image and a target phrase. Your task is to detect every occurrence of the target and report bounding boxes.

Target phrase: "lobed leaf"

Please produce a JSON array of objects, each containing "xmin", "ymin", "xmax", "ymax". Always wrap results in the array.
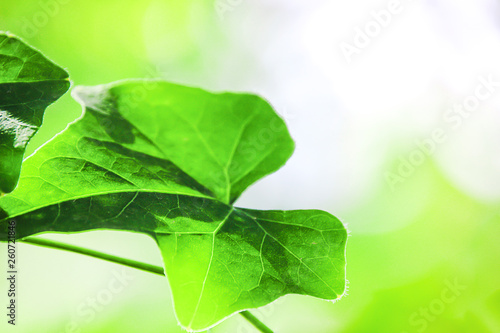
[{"xmin": 0, "ymin": 78, "xmax": 346, "ymax": 331}]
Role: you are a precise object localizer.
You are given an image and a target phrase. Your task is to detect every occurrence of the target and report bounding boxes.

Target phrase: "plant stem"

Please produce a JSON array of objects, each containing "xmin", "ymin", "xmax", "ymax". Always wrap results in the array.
[
  {"xmin": 239, "ymin": 311, "xmax": 274, "ymax": 333},
  {"xmin": 20, "ymin": 236, "xmax": 274, "ymax": 333},
  {"xmin": 21, "ymin": 237, "xmax": 164, "ymax": 275}
]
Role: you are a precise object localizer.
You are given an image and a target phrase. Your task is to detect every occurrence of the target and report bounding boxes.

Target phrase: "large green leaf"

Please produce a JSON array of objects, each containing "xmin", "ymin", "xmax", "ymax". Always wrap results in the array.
[
  {"xmin": 0, "ymin": 80, "xmax": 346, "ymax": 331},
  {"xmin": 0, "ymin": 33, "xmax": 70, "ymax": 194}
]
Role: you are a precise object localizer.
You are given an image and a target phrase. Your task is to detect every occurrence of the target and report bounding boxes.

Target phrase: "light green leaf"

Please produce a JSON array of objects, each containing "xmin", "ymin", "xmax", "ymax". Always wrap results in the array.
[
  {"xmin": 0, "ymin": 80, "xmax": 346, "ymax": 331},
  {"xmin": 0, "ymin": 33, "xmax": 70, "ymax": 194}
]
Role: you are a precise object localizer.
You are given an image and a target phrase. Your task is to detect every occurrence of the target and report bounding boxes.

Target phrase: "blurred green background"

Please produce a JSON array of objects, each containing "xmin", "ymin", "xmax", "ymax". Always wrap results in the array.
[{"xmin": 1, "ymin": 0, "xmax": 500, "ymax": 332}]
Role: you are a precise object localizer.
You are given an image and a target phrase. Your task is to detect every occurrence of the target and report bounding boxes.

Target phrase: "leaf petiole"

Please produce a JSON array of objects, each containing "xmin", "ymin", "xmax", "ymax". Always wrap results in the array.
[
  {"xmin": 239, "ymin": 311, "xmax": 274, "ymax": 333},
  {"xmin": 21, "ymin": 237, "xmax": 164, "ymax": 275}
]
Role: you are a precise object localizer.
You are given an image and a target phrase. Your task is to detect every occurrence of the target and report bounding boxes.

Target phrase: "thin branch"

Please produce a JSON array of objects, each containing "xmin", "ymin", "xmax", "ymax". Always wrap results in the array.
[
  {"xmin": 21, "ymin": 237, "xmax": 164, "ymax": 275},
  {"xmin": 239, "ymin": 310, "xmax": 274, "ymax": 333}
]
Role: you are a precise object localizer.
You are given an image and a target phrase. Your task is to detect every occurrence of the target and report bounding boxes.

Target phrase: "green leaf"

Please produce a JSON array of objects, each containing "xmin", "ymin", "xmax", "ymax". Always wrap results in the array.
[
  {"xmin": 0, "ymin": 33, "xmax": 70, "ymax": 194},
  {"xmin": 0, "ymin": 80, "xmax": 346, "ymax": 331}
]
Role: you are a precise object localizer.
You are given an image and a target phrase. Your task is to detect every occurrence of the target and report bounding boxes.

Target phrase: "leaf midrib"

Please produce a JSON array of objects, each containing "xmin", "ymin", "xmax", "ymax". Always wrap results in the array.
[{"xmin": 187, "ymin": 206, "xmax": 234, "ymax": 329}]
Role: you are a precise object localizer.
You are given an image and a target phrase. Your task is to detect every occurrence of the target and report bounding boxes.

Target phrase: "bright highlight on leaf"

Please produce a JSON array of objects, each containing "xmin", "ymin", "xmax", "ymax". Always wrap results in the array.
[
  {"xmin": 0, "ymin": 35, "xmax": 347, "ymax": 332},
  {"xmin": 0, "ymin": 33, "xmax": 70, "ymax": 194}
]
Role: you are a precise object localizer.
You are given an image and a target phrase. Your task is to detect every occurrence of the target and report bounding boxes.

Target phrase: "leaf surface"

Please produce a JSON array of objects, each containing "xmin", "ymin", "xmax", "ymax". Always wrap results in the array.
[
  {"xmin": 0, "ymin": 80, "xmax": 346, "ymax": 331},
  {"xmin": 158, "ymin": 208, "xmax": 346, "ymax": 331},
  {"xmin": 0, "ymin": 33, "xmax": 69, "ymax": 193},
  {"xmin": 73, "ymin": 81, "xmax": 295, "ymax": 203}
]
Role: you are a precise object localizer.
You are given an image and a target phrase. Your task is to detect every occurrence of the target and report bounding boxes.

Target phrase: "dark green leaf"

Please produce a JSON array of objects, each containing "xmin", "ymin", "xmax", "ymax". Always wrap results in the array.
[{"xmin": 0, "ymin": 33, "xmax": 70, "ymax": 193}]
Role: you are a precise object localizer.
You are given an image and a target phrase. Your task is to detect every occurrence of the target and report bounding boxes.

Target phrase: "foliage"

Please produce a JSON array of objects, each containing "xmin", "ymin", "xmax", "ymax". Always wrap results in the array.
[{"xmin": 0, "ymin": 34, "xmax": 346, "ymax": 331}]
